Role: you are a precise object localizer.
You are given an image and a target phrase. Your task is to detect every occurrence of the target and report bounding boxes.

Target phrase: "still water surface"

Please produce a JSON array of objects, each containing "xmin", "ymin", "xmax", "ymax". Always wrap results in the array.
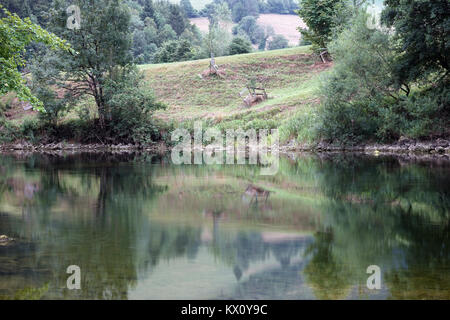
[{"xmin": 0, "ymin": 152, "xmax": 449, "ymax": 299}]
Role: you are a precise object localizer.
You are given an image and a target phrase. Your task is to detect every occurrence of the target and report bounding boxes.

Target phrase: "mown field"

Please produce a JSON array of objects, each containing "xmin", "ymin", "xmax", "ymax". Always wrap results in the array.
[{"xmin": 141, "ymin": 46, "xmax": 331, "ymax": 140}]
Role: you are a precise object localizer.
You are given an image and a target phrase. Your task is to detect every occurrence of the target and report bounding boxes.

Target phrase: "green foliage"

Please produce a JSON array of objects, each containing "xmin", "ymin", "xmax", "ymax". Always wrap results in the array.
[
  {"xmin": 0, "ymin": 284, "xmax": 49, "ymax": 300},
  {"xmin": 0, "ymin": 118, "xmax": 19, "ymax": 143},
  {"xmin": 297, "ymin": 0, "xmax": 347, "ymax": 51},
  {"xmin": 180, "ymin": 0, "xmax": 199, "ymax": 18},
  {"xmin": 104, "ymin": 68, "xmax": 166, "ymax": 144},
  {"xmin": 280, "ymin": 107, "xmax": 318, "ymax": 143},
  {"xmin": 261, "ymin": 0, "xmax": 298, "ymax": 14},
  {"xmin": 0, "ymin": 115, "xmax": 43, "ymax": 144},
  {"xmin": 0, "ymin": 94, "xmax": 14, "ymax": 115},
  {"xmin": 41, "ymin": 0, "xmax": 133, "ymax": 129},
  {"xmin": 201, "ymin": 0, "xmax": 259, "ymax": 23},
  {"xmin": 33, "ymin": 85, "xmax": 67, "ymax": 125},
  {"xmin": 228, "ymin": 37, "xmax": 252, "ymax": 55},
  {"xmin": 22, "ymin": 0, "xmax": 166, "ymax": 144},
  {"xmin": 29, "ymin": 52, "xmax": 68, "ymax": 125},
  {"xmin": 132, "ymin": 26, "xmax": 158, "ymax": 63},
  {"xmin": 157, "ymin": 24, "xmax": 177, "ymax": 45},
  {"xmin": 0, "ymin": 5, "xmax": 70, "ymax": 111},
  {"xmin": 20, "ymin": 116, "xmax": 41, "ymax": 142},
  {"xmin": 267, "ymin": 34, "xmax": 289, "ymax": 50},
  {"xmin": 382, "ymin": 0, "xmax": 449, "ymax": 86},
  {"xmin": 257, "ymin": 25, "xmax": 275, "ymax": 50},
  {"xmin": 168, "ymin": 4, "xmax": 187, "ymax": 36},
  {"xmin": 128, "ymin": 1, "xmax": 203, "ymax": 64},
  {"xmin": 154, "ymin": 39, "xmax": 196, "ymax": 63},
  {"xmin": 316, "ymin": 13, "xmax": 397, "ymax": 143},
  {"xmin": 377, "ymin": 84, "xmax": 450, "ymax": 139},
  {"xmin": 232, "ymin": 15, "xmax": 265, "ymax": 45},
  {"xmin": 1, "ymin": 0, "xmax": 53, "ymax": 25},
  {"xmin": 316, "ymin": 12, "xmax": 450, "ymax": 143},
  {"xmin": 202, "ymin": 2, "xmax": 233, "ymax": 57},
  {"xmin": 229, "ymin": 0, "xmax": 260, "ymax": 22},
  {"xmin": 140, "ymin": 0, "xmax": 155, "ymax": 20}
]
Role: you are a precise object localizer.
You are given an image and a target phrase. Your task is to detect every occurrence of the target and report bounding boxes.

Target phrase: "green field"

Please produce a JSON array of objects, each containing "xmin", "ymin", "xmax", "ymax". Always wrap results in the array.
[{"xmin": 141, "ymin": 46, "xmax": 330, "ymax": 140}]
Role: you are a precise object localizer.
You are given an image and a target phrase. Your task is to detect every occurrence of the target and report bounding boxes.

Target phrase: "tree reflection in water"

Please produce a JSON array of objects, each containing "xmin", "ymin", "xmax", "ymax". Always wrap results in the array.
[{"xmin": 0, "ymin": 153, "xmax": 448, "ymax": 299}]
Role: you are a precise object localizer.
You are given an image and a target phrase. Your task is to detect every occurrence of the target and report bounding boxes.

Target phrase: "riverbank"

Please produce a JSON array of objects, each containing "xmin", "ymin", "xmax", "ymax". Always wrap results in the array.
[
  {"xmin": 0, "ymin": 141, "xmax": 168, "ymax": 153},
  {"xmin": 281, "ymin": 138, "xmax": 450, "ymax": 156},
  {"xmin": 2, "ymin": 138, "xmax": 450, "ymax": 160}
]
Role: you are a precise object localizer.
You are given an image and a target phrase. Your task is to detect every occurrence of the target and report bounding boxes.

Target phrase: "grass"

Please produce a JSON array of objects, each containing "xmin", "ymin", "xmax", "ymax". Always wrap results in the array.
[{"xmin": 140, "ymin": 46, "xmax": 331, "ymax": 140}]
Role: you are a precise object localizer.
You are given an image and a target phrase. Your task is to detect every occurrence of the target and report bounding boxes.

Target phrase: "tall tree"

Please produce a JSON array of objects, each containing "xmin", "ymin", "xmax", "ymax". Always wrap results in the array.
[
  {"xmin": 0, "ymin": 4, "xmax": 70, "ymax": 111},
  {"xmin": 168, "ymin": 4, "xmax": 186, "ymax": 36},
  {"xmin": 227, "ymin": 0, "xmax": 260, "ymax": 22},
  {"xmin": 140, "ymin": 0, "xmax": 155, "ymax": 20},
  {"xmin": 382, "ymin": 0, "xmax": 449, "ymax": 85},
  {"xmin": 204, "ymin": 2, "xmax": 233, "ymax": 57},
  {"xmin": 297, "ymin": 0, "xmax": 346, "ymax": 50},
  {"xmin": 40, "ymin": 0, "xmax": 133, "ymax": 129},
  {"xmin": 180, "ymin": 0, "xmax": 198, "ymax": 18},
  {"xmin": 233, "ymin": 15, "xmax": 265, "ymax": 45}
]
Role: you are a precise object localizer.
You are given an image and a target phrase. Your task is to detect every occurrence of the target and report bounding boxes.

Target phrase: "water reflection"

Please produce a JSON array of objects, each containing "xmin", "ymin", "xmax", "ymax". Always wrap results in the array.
[{"xmin": 0, "ymin": 152, "xmax": 449, "ymax": 299}]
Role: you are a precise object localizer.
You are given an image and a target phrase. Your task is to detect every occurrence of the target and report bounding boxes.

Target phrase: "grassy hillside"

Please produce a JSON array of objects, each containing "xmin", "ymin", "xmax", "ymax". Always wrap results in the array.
[{"xmin": 141, "ymin": 46, "xmax": 331, "ymax": 141}]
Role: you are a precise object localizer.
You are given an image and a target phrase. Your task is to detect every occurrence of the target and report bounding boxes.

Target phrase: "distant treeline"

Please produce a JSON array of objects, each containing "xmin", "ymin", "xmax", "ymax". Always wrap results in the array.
[
  {"xmin": 2, "ymin": 0, "xmax": 292, "ymax": 65},
  {"xmin": 192, "ymin": 0, "xmax": 298, "ymax": 20},
  {"xmin": 1, "ymin": 0, "xmax": 299, "ymax": 21}
]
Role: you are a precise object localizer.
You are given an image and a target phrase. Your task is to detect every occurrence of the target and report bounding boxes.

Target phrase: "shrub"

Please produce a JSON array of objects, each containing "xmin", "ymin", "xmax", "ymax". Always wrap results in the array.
[
  {"xmin": 20, "ymin": 117, "xmax": 41, "ymax": 143},
  {"xmin": 0, "ymin": 94, "xmax": 14, "ymax": 114},
  {"xmin": 232, "ymin": 16, "xmax": 265, "ymax": 45},
  {"xmin": 33, "ymin": 86, "xmax": 67, "ymax": 126},
  {"xmin": 267, "ymin": 35, "xmax": 289, "ymax": 50},
  {"xmin": 378, "ymin": 84, "xmax": 450, "ymax": 140},
  {"xmin": 280, "ymin": 107, "xmax": 319, "ymax": 143},
  {"xmin": 0, "ymin": 118, "xmax": 20, "ymax": 143},
  {"xmin": 153, "ymin": 39, "xmax": 195, "ymax": 63},
  {"xmin": 103, "ymin": 68, "xmax": 166, "ymax": 144},
  {"xmin": 229, "ymin": 37, "xmax": 252, "ymax": 55}
]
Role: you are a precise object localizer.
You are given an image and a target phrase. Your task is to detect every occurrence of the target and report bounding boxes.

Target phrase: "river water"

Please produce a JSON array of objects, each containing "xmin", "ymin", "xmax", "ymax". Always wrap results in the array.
[{"xmin": 0, "ymin": 152, "xmax": 448, "ymax": 299}]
